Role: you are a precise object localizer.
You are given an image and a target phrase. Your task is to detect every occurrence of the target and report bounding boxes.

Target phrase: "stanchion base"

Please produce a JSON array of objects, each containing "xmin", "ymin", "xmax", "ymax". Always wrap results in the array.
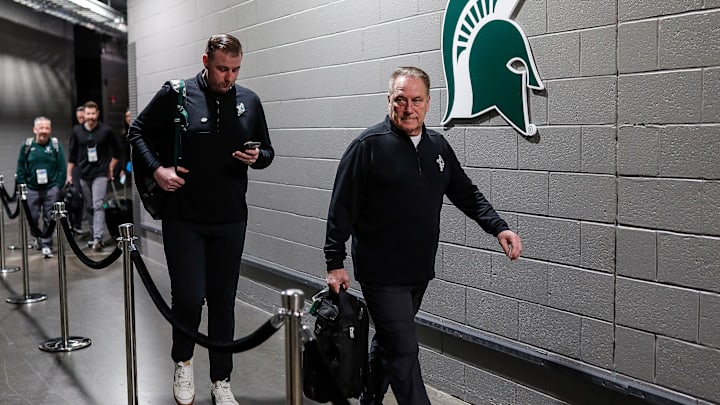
[
  {"xmin": 6, "ymin": 244, "xmax": 34, "ymax": 251},
  {"xmin": 6, "ymin": 293, "xmax": 47, "ymax": 304},
  {"xmin": 0, "ymin": 266, "xmax": 20, "ymax": 273},
  {"xmin": 39, "ymin": 336, "xmax": 92, "ymax": 352}
]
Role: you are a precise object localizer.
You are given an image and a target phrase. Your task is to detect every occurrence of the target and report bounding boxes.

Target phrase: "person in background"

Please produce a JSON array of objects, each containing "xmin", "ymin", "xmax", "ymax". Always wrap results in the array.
[
  {"xmin": 66, "ymin": 101, "xmax": 120, "ymax": 251},
  {"xmin": 113, "ymin": 108, "xmax": 132, "ymax": 188},
  {"xmin": 16, "ymin": 117, "xmax": 66, "ymax": 258},
  {"xmin": 128, "ymin": 33, "xmax": 274, "ymax": 405},
  {"xmin": 75, "ymin": 105, "xmax": 85, "ymax": 125},
  {"xmin": 324, "ymin": 67, "xmax": 523, "ymax": 405},
  {"xmin": 67, "ymin": 105, "xmax": 87, "ymax": 234}
]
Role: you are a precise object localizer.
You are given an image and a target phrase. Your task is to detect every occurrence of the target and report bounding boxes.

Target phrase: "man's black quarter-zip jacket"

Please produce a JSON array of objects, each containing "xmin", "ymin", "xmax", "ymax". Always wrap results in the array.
[
  {"xmin": 324, "ymin": 116, "xmax": 509, "ymax": 286},
  {"xmin": 128, "ymin": 71, "xmax": 274, "ymax": 223}
]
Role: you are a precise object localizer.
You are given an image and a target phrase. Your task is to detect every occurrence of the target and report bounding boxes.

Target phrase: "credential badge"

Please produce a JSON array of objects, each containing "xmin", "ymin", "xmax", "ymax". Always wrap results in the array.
[{"xmin": 436, "ymin": 155, "xmax": 445, "ymax": 172}]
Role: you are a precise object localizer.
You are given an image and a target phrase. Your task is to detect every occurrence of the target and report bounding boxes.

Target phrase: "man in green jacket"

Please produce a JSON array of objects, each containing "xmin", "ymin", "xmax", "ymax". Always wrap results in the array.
[{"xmin": 16, "ymin": 116, "xmax": 66, "ymax": 258}]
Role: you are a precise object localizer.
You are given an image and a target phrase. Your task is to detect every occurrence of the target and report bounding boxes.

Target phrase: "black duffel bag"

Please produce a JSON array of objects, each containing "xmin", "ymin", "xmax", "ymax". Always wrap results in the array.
[
  {"xmin": 104, "ymin": 182, "xmax": 133, "ymax": 238},
  {"xmin": 303, "ymin": 287, "xmax": 369, "ymax": 402}
]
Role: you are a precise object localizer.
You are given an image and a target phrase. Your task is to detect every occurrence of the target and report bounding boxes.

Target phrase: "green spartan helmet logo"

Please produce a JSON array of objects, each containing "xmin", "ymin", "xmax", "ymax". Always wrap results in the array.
[{"xmin": 441, "ymin": 0, "xmax": 543, "ymax": 136}]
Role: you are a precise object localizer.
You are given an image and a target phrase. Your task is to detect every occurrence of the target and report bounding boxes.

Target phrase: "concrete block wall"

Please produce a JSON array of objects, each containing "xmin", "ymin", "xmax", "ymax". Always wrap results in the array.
[{"xmin": 127, "ymin": 0, "xmax": 720, "ymax": 403}]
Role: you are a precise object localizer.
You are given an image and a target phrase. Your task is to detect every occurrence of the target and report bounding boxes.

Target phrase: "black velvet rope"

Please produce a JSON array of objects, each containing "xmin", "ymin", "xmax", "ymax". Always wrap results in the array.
[
  {"xmin": 130, "ymin": 249, "xmax": 281, "ymax": 353},
  {"xmin": 20, "ymin": 199, "xmax": 56, "ymax": 239},
  {"xmin": 303, "ymin": 339, "xmax": 352, "ymax": 405},
  {"xmin": 0, "ymin": 182, "xmax": 18, "ymax": 203},
  {"xmin": 1, "ymin": 194, "xmax": 20, "ymax": 219},
  {"xmin": 59, "ymin": 217, "xmax": 122, "ymax": 269}
]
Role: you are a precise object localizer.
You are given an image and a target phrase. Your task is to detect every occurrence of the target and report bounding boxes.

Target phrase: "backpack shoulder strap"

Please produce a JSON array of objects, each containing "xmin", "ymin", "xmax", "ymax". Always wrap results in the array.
[
  {"xmin": 165, "ymin": 79, "xmax": 188, "ymax": 168},
  {"xmin": 168, "ymin": 79, "xmax": 188, "ymax": 126},
  {"xmin": 51, "ymin": 137, "xmax": 59, "ymax": 154},
  {"xmin": 24, "ymin": 137, "xmax": 33, "ymax": 157}
]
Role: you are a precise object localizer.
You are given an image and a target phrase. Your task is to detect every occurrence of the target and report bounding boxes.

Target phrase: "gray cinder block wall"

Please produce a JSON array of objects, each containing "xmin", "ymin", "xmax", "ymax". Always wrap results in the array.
[{"xmin": 127, "ymin": 1, "xmax": 720, "ymax": 403}]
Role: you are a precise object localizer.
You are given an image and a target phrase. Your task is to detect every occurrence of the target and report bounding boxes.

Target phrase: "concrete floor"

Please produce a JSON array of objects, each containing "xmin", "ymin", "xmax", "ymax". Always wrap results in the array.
[{"xmin": 0, "ymin": 218, "xmax": 467, "ymax": 404}]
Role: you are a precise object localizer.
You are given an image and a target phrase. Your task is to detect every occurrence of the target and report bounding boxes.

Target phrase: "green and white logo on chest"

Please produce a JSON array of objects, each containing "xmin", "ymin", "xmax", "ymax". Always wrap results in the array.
[{"xmin": 441, "ymin": 0, "xmax": 543, "ymax": 136}]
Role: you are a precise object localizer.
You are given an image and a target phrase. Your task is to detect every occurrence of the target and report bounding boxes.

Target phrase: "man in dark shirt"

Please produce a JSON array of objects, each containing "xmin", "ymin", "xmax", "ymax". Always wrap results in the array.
[
  {"xmin": 128, "ymin": 33, "xmax": 274, "ymax": 405},
  {"xmin": 324, "ymin": 67, "xmax": 523, "ymax": 405},
  {"xmin": 66, "ymin": 101, "xmax": 119, "ymax": 250}
]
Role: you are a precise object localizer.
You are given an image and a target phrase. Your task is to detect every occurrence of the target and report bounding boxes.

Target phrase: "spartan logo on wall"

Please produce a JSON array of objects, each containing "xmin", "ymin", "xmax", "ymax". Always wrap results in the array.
[{"xmin": 441, "ymin": 0, "xmax": 544, "ymax": 136}]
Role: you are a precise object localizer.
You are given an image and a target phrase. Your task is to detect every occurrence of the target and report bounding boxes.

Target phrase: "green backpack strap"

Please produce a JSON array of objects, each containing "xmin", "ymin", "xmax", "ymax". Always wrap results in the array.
[
  {"xmin": 23, "ymin": 137, "xmax": 33, "ymax": 174},
  {"xmin": 167, "ymin": 79, "xmax": 188, "ymax": 168},
  {"xmin": 24, "ymin": 137, "xmax": 33, "ymax": 156}
]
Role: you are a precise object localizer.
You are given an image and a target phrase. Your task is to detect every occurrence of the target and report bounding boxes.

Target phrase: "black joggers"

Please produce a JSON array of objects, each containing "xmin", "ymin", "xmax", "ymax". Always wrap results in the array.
[{"xmin": 162, "ymin": 218, "xmax": 247, "ymax": 382}]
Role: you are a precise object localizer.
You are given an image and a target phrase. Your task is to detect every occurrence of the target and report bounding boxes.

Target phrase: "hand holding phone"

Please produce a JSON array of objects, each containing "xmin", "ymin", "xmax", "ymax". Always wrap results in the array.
[{"xmin": 244, "ymin": 141, "xmax": 261, "ymax": 150}]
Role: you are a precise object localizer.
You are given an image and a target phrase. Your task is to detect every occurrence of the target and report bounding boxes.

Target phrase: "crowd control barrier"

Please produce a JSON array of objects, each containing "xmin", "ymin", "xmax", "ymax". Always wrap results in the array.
[
  {"xmin": 0, "ymin": 175, "xmax": 25, "ymax": 251},
  {"xmin": 0, "ymin": 176, "xmax": 19, "ymax": 274},
  {"xmin": 0, "ymin": 179, "xmax": 355, "ymax": 405},
  {"xmin": 121, "ymin": 223, "xmax": 351, "ymax": 405},
  {"xmin": 0, "ymin": 174, "xmax": 18, "ymax": 202},
  {"xmin": 119, "ymin": 224, "xmax": 138, "ymax": 404},
  {"xmin": 6, "ymin": 185, "xmax": 47, "ymax": 304},
  {"xmin": 38, "ymin": 201, "xmax": 92, "ymax": 352}
]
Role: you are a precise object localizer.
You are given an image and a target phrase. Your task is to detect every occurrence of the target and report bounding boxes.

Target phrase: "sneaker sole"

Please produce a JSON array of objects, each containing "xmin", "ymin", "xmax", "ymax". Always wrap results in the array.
[{"xmin": 174, "ymin": 395, "xmax": 194, "ymax": 405}]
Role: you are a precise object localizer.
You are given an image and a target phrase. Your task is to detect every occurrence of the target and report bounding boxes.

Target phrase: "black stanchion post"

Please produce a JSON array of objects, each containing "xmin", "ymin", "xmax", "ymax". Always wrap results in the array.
[
  {"xmin": 0, "ymin": 175, "xmax": 20, "ymax": 274},
  {"xmin": 6, "ymin": 185, "xmax": 47, "ymax": 304},
  {"xmin": 39, "ymin": 202, "xmax": 92, "ymax": 352},
  {"xmin": 119, "ymin": 223, "xmax": 138, "ymax": 405},
  {"xmin": 281, "ymin": 289, "xmax": 305, "ymax": 405}
]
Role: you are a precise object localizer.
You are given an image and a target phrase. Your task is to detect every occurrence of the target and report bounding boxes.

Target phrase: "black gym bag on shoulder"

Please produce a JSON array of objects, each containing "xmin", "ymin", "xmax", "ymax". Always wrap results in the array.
[{"xmin": 303, "ymin": 287, "xmax": 369, "ymax": 403}]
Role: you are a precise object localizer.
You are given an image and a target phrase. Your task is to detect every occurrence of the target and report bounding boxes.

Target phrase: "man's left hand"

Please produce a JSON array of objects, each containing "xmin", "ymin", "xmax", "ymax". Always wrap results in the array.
[
  {"xmin": 497, "ymin": 230, "xmax": 523, "ymax": 261},
  {"xmin": 232, "ymin": 148, "xmax": 259, "ymax": 165}
]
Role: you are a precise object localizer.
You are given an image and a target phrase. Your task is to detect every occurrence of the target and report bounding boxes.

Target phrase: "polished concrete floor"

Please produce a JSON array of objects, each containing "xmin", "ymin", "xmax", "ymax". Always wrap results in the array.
[{"xmin": 0, "ymin": 218, "xmax": 467, "ymax": 405}]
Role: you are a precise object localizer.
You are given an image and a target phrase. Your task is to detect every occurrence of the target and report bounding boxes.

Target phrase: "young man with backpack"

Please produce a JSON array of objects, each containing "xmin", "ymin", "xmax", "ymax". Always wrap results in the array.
[
  {"xmin": 128, "ymin": 33, "xmax": 274, "ymax": 405},
  {"xmin": 16, "ymin": 116, "xmax": 66, "ymax": 258}
]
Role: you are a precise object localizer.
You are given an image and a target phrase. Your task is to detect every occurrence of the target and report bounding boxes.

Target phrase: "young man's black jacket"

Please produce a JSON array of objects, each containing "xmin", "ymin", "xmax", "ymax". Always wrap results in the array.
[
  {"xmin": 324, "ymin": 116, "xmax": 509, "ymax": 286},
  {"xmin": 128, "ymin": 71, "xmax": 274, "ymax": 224}
]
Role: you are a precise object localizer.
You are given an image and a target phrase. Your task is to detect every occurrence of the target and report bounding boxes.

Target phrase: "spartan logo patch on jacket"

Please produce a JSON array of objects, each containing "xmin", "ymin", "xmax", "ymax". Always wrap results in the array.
[{"xmin": 441, "ymin": 0, "xmax": 544, "ymax": 136}]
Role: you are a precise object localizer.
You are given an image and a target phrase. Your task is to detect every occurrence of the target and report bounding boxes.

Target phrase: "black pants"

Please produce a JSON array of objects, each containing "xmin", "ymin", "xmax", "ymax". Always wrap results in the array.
[
  {"xmin": 68, "ymin": 166, "xmax": 84, "ymax": 229},
  {"xmin": 360, "ymin": 282, "xmax": 431, "ymax": 405},
  {"xmin": 162, "ymin": 219, "xmax": 247, "ymax": 382}
]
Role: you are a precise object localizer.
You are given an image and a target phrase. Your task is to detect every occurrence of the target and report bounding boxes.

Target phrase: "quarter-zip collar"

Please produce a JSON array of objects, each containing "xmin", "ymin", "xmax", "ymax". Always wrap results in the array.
[
  {"xmin": 385, "ymin": 115, "xmax": 427, "ymax": 146},
  {"xmin": 198, "ymin": 70, "xmax": 236, "ymax": 99}
]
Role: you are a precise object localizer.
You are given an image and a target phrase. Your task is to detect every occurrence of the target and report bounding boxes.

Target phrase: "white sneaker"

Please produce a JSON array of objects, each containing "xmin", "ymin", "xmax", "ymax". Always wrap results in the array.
[
  {"xmin": 210, "ymin": 379, "xmax": 238, "ymax": 405},
  {"xmin": 41, "ymin": 247, "xmax": 53, "ymax": 258},
  {"xmin": 173, "ymin": 359, "xmax": 195, "ymax": 405}
]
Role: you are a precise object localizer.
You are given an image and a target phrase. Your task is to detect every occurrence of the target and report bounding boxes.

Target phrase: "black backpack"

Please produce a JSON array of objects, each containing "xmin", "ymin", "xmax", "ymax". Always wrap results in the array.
[
  {"xmin": 303, "ymin": 288, "xmax": 369, "ymax": 402},
  {"xmin": 62, "ymin": 183, "xmax": 83, "ymax": 212},
  {"xmin": 133, "ymin": 79, "xmax": 187, "ymax": 219}
]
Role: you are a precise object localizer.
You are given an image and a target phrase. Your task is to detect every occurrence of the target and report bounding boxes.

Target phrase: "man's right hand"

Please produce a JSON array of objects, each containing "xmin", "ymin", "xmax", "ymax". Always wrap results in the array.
[
  {"xmin": 65, "ymin": 175, "xmax": 72, "ymax": 185},
  {"xmin": 153, "ymin": 166, "xmax": 189, "ymax": 192},
  {"xmin": 326, "ymin": 268, "xmax": 350, "ymax": 294}
]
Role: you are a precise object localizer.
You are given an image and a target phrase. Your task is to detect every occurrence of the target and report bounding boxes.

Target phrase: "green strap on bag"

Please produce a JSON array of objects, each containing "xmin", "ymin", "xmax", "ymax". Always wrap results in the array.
[
  {"xmin": 168, "ymin": 79, "xmax": 188, "ymax": 168},
  {"xmin": 135, "ymin": 79, "xmax": 188, "ymax": 220}
]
